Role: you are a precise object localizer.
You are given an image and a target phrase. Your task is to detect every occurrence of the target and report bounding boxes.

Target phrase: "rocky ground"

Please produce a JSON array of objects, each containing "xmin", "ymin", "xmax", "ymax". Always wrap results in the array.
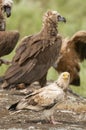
[{"xmin": 0, "ymin": 82, "xmax": 86, "ymax": 130}]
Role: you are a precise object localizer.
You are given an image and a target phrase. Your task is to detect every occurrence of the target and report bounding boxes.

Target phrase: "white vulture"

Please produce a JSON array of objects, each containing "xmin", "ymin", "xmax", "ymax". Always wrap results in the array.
[{"xmin": 8, "ymin": 72, "xmax": 70, "ymax": 124}]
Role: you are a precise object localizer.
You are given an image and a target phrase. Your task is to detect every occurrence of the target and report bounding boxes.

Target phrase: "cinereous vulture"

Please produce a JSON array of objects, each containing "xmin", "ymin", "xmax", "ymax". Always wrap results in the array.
[
  {"xmin": 53, "ymin": 31, "xmax": 86, "ymax": 86},
  {"xmin": 1, "ymin": 10, "xmax": 66, "ymax": 89},
  {"xmin": 8, "ymin": 72, "xmax": 70, "ymax": 124},
  {"xmin": 0, "ymin": 0, "xmax": 19, "ymax": 65}
]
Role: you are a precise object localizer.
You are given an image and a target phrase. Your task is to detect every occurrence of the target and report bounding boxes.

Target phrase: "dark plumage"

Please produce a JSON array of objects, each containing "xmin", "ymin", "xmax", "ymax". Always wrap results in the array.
[
  {"xmin": 0, "ymin": 1, "xmax": 19, "ymax": 65},
  {"xmin": 53, "ymin": 31, "xmax": 86, "ymax": 86},
  {"xmin": 0, "ymin": 31, "xmax": 20, "ymax": 57},
  {"xmin": 2, "ymin": 10, "xmax": 66, "ymax": 89},
  {"xmin": 8, "ymin": 72, "xmax": 70, "ymax": 124},
  {"xmin": 0, "ymin": 30, "xmax": 20, "ymax": 65}
]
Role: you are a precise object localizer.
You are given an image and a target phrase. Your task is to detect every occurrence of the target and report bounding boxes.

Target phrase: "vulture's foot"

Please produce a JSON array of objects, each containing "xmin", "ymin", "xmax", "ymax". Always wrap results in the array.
[
  {"xmin": 1, "ymin": 80, "xmax": 9, "ymax": 89},
  {"xmin": 0, "ymin": 59, "xmax": 11, "ymax": 66},
  {"xmin": 50, "ymin": 116, "xmax": 62, "ymax": 125}
]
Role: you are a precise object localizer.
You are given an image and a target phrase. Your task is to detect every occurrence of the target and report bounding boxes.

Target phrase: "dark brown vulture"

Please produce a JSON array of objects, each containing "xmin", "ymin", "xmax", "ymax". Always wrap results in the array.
[
  {"xmin": 53, "ymin": 31, "xmax": 86, "ymax": 86},
  {"xmin": 0, "ymin": 0, "xmax": 19, "ymax": 65},
  {"xmin": 0, "ymin": 31, "xmax": 20, "ymax": 65},
  {"xmin": 1, "ymin": 10, "xmax": 66, "ymax": 89},
  {"xmin": 8, "ymin": 72, "xmax": 70, "ymax": 124}
]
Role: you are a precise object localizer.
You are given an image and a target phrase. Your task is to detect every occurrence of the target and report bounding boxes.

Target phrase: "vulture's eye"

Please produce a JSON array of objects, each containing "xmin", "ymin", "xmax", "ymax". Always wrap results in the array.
[{"xmin": 57, "ymin": 15, "xmax": 61, "ymax": 19}]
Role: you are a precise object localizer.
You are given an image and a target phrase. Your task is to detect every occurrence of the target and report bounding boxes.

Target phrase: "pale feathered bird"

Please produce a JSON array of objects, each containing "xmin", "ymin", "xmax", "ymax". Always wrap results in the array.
[
  {"xmin": 8, "ymin": 72, "xmax": 70, "ymax": 124},
  {"xmin": 53, "ymin": 31, "xmax": 86, "ymax": 86},
  {"xmin": 2, "ymin": 10, "xmax": 66, "ymax": 89}
]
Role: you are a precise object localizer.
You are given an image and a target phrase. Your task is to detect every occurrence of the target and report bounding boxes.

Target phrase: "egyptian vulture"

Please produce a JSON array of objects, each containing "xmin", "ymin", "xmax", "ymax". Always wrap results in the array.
[
  {"xmin": 1, "ymin": 10, "xmax": 66, "ymax": 89},
  {"xmin": 54, "ymin": 31, "xmax": 86, "ymax": 86},
  {"xmin": 8, "ymin": 72, "xmax": 70, "ymax": 124}
]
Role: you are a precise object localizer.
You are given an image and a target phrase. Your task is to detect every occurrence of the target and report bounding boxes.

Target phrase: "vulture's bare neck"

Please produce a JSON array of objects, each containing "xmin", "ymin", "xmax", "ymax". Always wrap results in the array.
[{"xmin": 41, "ymin": 19, "xmax": 58, "ymax": 38}]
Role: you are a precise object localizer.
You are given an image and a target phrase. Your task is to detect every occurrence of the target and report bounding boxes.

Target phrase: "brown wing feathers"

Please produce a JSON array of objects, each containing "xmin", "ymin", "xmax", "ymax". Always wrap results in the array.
[
  {"xmin": 54, "ymin": 31, "xmax": 86, "ymax": 86},
  {"xmin": 1, "ymin": 11, "xmax": 66, "ymax": 89},
  {"xmin": 0, "ymin": 0, "xmax": 19, "ymax": 66}
]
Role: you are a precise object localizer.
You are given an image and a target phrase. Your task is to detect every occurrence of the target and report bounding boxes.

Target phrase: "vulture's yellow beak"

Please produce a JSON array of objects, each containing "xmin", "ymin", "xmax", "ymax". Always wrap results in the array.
[{"xmin": 63, "ymin": 72, "xmax": 70, "ymax": 80}]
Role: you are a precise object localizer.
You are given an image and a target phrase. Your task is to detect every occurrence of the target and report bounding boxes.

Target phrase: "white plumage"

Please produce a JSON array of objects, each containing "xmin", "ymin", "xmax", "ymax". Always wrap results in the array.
[
  {"xmin": 3, "ymin": 0, "xmax": 13, "ymax": 7},
  {"xmin": 9, "ymin": 72, "xmax": 70, "ymax": 124}
]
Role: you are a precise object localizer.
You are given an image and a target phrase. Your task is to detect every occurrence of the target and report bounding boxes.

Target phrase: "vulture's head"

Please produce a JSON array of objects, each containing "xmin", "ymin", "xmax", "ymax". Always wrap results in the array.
[
  {"xmin": 56, "ymin": 72, "xmax": 70, "ymax": 91},
  {"xmin": 43, "ymin": 10, "xmax": 66, "ymax": 24},
  {"xmin": 3, "ymin": 0, "xmax": 13, "ymax": 17}
]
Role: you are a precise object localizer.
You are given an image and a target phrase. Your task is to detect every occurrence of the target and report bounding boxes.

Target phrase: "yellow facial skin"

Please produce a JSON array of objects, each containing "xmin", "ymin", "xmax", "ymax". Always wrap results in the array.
[{"xmin": 63, "ymin": 72, "xmax": 70, "ymax": 80}]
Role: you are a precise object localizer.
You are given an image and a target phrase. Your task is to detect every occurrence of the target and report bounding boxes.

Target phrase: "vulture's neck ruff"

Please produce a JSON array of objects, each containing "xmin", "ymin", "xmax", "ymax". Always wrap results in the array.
[{"xmin": 42, "ymin": 14, "xmax": 58, "ymax": 37}]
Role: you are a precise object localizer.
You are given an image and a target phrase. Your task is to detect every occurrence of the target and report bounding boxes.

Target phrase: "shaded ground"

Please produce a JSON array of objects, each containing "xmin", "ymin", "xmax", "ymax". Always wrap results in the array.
[{"xmin": 0, "ymin": 82, "xmax": 86, "ymax": 130}]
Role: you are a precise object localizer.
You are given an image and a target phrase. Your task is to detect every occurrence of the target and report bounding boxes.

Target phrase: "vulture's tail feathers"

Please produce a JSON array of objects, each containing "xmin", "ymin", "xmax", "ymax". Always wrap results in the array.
[
  {"xmin": 0, "ymin": 76, "xmax": 4, "ymax": 83},
  {"xmin": 8, "ymin": 102, "xmax": 19, "ymax": 111}
]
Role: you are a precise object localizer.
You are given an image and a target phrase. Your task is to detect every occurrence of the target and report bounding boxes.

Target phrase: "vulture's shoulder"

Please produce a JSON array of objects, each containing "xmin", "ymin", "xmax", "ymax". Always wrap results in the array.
[{"xmin": 17, "ymin": 86, "xmax": 61, "ymax": 109}]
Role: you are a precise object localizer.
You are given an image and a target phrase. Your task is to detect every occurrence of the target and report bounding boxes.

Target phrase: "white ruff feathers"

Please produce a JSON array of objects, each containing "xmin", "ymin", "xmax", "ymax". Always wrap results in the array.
[{"xmin": 3, "ymin": 0, "xmax": 13, "ymax": 7}]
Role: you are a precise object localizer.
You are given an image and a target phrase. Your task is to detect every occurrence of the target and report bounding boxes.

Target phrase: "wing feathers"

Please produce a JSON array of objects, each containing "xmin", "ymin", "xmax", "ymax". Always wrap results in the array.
[
  {"xmin": 13, "ymin": 35, "xmax": 50, "ymax": 66},
  {"xmin": 71, "ymin": 31, "xmax": 86, "ymax": 61}
]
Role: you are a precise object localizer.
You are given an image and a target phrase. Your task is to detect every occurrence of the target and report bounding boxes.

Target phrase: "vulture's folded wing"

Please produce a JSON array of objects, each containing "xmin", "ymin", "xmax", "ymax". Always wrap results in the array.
[
  {"xmin": 13, "ymin": 35, "xmax": 51, "ymax": 66},
  {"xmin": 0, "ymin": 31, "xmax": 20, "ymax": 57},
  {"xmin": 9, "ymin": 86, "xmax": 60, "ymax": 111},
  {"xmin": 71, "ymin": 31, "xmax": 86, "ymax": 61}
]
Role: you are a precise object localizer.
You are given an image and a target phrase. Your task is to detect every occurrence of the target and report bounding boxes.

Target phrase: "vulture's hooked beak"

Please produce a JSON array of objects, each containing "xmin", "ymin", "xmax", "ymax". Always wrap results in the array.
[
  {"xmin": 4, "ymin": 6, "xmax": 11, "ymax": 17},
  {"xmin": 58, "ymin": 15, "xmax": 66, "ymax": 23}
]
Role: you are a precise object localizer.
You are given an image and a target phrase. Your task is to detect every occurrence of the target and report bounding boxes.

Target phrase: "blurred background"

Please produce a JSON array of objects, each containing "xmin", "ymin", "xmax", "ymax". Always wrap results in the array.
[{"xmin": 0, "ymin": 0, "xmax": 86, "ymax": 97}]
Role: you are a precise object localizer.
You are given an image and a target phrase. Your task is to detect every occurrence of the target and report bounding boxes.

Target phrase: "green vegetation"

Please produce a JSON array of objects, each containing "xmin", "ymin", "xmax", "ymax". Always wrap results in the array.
[{"xmin": 0, "ymin": 0, "xmax": 86, "ymax": 97}]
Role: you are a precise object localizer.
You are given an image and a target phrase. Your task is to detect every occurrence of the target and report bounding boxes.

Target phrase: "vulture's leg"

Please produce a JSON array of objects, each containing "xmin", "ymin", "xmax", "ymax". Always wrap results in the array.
[
  {"xmin": 39, "ymin": 72, "xmax": 47, "ymax": 87},
  {"xmin": 2, "ymin": 81, "xmax": 18, "ymax": 90},
  {"xmin": 0, "ymin": 58, "xmax": 11, "ymax": 66},
  {"xmin": 50, "ymin": 115, "xmax": 62, "ymax": 124},
  {"xmin": 16, "ymin": 83, "xmax": 29, "ymax": 90},
  {"xmin": 1, "ymin": 80, "xmax": 9, "ymax": 89}
]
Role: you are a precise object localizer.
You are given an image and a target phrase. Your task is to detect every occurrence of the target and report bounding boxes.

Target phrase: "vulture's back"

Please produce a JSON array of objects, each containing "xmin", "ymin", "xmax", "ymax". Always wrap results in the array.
[
  {"xmin": 4, "ymin": 34, "xmax": 62, "ymax": 85},
  {"xmin": 0, "ymin": 31, "xmax": 20, "ymax": 57}
]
